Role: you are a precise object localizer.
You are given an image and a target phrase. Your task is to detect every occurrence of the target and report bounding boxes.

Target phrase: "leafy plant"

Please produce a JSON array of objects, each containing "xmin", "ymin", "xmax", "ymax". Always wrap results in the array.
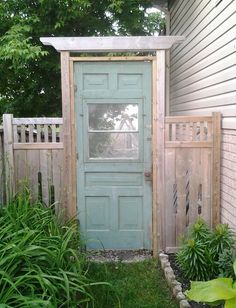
[
  {"xmin": 0, "ymin": 0, "xmax": 165, "ymax": 118},
  {"xmin": 210, "ymin": 224, "xmax": 235, "ymax": 261},
  {"xmin": 176, "ymin": 218, "xmax": 235, "ymax": 281},
  {"xmin": 217, "ymin": 249, "xmax": 235, "ymax": 278},
  {"xmin": 0, "ymin": 192, "xmax": 108, "ymax": 307},
  {"xmin": 187, "ymin": 218, "xmax": 212, "ymax": 242},
  {"xmin": 177, "ymin": 238, "xmax": 214, "ymax": 281},
  {"xmin": 186, "ymin": 261, "xmax": 236, "ymax": 308}
]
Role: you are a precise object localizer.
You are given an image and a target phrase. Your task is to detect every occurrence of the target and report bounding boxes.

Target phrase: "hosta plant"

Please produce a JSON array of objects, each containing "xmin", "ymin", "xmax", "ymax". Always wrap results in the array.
[{"xmin": 186, "ymin": 260, "xmax": 236, "ymax": 308}]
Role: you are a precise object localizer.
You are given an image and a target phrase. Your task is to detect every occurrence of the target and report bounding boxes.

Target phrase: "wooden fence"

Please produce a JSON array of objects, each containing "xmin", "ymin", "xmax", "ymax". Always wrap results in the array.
[
  {"xmin": 1, "ymin": 114, "xmax": 64, "ymax": 209},
  {"xmin": 0, "ymin": 113, "xmax": 221, "ymax": 253},
  {"xmin": 161, "ymin": 113, "xmax": 221, "ymax": 252}
]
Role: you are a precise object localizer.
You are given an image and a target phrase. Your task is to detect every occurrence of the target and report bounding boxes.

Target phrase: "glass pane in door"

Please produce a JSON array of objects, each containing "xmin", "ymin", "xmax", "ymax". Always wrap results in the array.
[{"xmin": 88, "ymin": 103, "xmax": 139, "ymax": 159}]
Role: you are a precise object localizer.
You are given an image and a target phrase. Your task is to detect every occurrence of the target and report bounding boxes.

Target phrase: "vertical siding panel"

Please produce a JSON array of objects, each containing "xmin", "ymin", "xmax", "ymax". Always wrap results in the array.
[
  {"xmin": 221, "ymin": 129, "xmax": 236, "ymax": 230},
  {"xmin": 169, "ymin": 0, "xmax": 236, "ymax": 130}
]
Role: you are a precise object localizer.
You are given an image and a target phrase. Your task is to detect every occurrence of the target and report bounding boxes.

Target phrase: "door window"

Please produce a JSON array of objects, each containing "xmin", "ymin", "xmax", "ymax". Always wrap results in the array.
[{"xmin": 88, "ymin": 103, "xmax": 139, "ymax": 159}]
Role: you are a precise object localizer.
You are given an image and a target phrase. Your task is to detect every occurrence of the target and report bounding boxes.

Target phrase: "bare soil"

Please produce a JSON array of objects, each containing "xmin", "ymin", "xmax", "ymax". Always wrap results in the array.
[{"xmin": 86, "ymin": 249, "xmax": 152, "ymax": 263}]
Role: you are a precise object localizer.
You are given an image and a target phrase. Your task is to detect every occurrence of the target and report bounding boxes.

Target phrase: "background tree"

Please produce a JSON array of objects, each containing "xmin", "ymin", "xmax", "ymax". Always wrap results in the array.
[{"xmin": 0, "ymin": 0, "xmax": 165, "ymax": 117}]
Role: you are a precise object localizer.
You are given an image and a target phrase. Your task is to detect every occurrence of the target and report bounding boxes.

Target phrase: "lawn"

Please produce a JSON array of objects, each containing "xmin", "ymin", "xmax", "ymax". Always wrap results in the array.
[{"xmin": 88, "ymin": 259, "xmax": 179, "ymax": 308}]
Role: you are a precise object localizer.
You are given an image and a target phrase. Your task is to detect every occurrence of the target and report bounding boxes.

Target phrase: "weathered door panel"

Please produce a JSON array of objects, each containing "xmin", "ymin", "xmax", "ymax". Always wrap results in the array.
[{"xmin": 74, "ymin": 61, "xmax": 152, "ymax": 249}]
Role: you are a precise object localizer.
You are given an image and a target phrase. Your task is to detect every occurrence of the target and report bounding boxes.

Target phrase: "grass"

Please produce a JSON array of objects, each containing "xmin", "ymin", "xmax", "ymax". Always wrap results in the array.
[{"xmin": 87, "ymin": 259, "xmax": 179, "ymax": 308}]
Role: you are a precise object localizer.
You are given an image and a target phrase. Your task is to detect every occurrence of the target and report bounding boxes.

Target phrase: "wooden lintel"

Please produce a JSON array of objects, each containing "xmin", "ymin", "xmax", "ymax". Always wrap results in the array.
[
  {"xmin": 40, "ymin": 36, "xmax": 185, "ymax": 52},
  {"xmin": 70, "ymin": 56, "xmax": 155, "ymax": 62}
]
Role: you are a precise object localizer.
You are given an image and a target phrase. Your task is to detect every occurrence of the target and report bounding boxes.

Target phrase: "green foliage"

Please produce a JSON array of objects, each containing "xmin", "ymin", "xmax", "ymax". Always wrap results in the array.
[
  {"xmin": 177, "ymin": 238, "xmax": 214, "ymax": 281},
  {"xmin": 210, "ymin": 224, "xmax": 235, "ymax": 260},
  {"xmin": 88, "ymin": 260, "xmax": 179, "ymax": 308},
  {"xmin": 217, "ymin": 249, "xmax": 236, "ymax": 278},
  {"xmin": 176, "ymin": 218, "xmax": 235, "ymax": 281},
  {"xmin": 0, "ymin": 0, "xmax": 165, "ymax": 117},
  {"xmin": 0, "ymin": 192, "xmax": 105, "ymax": 306},
  {"xmin": 0, "ymin": 24, "xmax": 48, "ymax": 68},
  {"xmin": 143, "ymin": 11, "xmax": 166, "ymax": 35},
  {"xmin": 187, "ymin": 218, "xmax": 212, "ymax": 242},
  {"xmin": 186, "ymin": 261, "xmax": 236, "ymax": 308}
]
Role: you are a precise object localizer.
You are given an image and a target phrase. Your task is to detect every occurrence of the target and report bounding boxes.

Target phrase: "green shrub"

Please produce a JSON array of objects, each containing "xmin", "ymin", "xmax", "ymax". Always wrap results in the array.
[
  {"xmin": 176, "ymin": 218, "xmax": 235, "ymax": 281},
  {"xmin": 0, "ymin": 192, "xmax": 104, "ymax": 307},
  {"xmin": 176, "ymin": 238, "xmax": 214, "ymax": 281},
  {"xmin": 217, "ymin": 249, "xmax": 235, "ymax": 278}
]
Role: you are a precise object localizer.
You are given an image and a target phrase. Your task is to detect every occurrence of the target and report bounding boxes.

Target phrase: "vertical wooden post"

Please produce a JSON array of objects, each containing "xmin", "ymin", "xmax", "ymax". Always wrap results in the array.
[
  {"xmin": 212, "ymin": 112, "xmax": 221, "ymax": 226},
  {"xmin": 0, "ymin": 127, "xmax": 5, "ymax": 204},
  {"xmin": 60, "ymin": 52, "xmax": 76, "ymax": 219},
  {"xmin": 152, "ymin": 59, "xmax": 158, "ymax": 256},
  {"xmin": 3, "ymin": 114, "xmax": 15, "ymax": 202},
  {"xmin": 155, "ymin": 50, "xmax": 166, "ymax": 254},
  {"xmin": 69, "ymin": 59, "xmax": 77, "ymax": 220}
]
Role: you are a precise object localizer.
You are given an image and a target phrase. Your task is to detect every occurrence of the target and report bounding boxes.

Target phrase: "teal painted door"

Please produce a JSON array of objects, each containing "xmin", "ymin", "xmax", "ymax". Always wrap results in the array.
[{"xmin": 74, "ymin": 61, "xmax": 152, "ymax": 249}]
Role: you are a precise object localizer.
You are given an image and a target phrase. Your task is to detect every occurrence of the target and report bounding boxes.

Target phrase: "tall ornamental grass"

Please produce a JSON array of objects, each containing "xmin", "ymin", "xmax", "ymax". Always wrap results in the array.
[{"xmin": 0, "ymin": 193, "xmax": 100, "ymax": 307}]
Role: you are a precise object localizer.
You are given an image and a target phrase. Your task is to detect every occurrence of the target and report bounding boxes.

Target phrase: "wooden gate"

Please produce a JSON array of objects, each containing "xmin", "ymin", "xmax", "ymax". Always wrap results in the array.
[{"xmin": 159, "ymin": 113, "xmax": 221, "ymax": 252}]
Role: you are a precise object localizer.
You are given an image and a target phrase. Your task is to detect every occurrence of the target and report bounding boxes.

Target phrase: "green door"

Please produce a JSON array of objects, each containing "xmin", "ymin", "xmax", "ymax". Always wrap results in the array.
[{"xmin": 74, "ymin": 61, "xmax": 152, "ymax": 249}]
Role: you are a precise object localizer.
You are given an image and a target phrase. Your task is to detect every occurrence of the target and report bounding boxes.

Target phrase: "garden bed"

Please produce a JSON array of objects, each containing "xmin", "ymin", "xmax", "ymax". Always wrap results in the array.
[{"xmin": 168, "ymin": 254, "xmax": 223, "ymax": 308}]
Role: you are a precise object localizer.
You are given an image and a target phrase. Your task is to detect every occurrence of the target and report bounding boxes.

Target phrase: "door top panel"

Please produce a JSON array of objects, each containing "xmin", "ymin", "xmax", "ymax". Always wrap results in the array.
[{"xmin": 74, "ymin": 61, "xmax": 152, "ymax": 99}]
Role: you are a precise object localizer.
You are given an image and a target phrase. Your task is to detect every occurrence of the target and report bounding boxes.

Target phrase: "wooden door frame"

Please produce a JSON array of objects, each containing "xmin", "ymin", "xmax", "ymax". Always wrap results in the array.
[
  {"xmin": 41, "ymin": 36, "xmax": 184, "ymax": 255},
  {"xmin": 61, "ymin": 54, "xmax": 165, "ymax": 256}
]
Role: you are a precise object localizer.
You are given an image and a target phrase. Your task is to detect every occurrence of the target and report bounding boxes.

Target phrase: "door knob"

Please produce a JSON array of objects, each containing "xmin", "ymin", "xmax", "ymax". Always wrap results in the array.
[{"xmin": 144, "ymin": 171, "xmax": 152, "ymax": 178}]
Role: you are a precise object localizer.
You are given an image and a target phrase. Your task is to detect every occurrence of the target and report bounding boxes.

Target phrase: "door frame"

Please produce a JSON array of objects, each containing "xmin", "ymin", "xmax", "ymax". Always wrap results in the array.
[
  {"xmin": 40, "ymin": 36, "xmax": 185, "ymax": 255},
  {"xmin": 66, "ymin": 55, "xmax": 161, "ymax": 255}
]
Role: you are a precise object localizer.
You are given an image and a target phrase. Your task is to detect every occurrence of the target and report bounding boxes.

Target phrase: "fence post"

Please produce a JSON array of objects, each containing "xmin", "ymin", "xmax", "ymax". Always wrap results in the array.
[
  {"xmin": 3, "ymin": 114, "xmax": 15, "ymax": 202},
  {"xmin": 0, "ymin": 127, "xmax": 5, "ymax": 204},
  {"xmin": 155, "ymin": 50, "xmax": 166, "ymax": 254},
  {"xmin": 212, "ymin": 112, "xmax": 221, "ymax": 226}
]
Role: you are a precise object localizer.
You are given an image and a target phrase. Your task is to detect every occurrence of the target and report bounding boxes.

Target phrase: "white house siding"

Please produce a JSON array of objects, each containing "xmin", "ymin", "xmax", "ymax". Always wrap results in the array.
[
  {"xmin": 221, "ymin": 129, "xmax": 236, "ymax": 231},
  {"xmin": 169, "ymin": 0, "xmax": 236, "ymax": 129},
  {"xmin": 169, "ymin": 0, "xmax": 236, "ymax": 228}
]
